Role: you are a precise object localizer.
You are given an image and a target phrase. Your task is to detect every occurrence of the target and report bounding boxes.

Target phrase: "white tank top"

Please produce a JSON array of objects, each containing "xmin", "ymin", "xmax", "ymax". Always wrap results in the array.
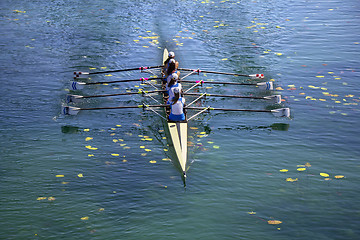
[
  {"xmin": 167, "ymin": 83, "xmax": 182, "ymax": 101},
  {"xmin": 170, "ymin": 97, "xmax": 185, "ymax": 115}
]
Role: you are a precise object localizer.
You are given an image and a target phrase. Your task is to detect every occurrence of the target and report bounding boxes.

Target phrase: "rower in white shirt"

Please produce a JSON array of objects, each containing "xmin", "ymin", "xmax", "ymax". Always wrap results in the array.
[
  {"xmin": 169, "ymin": 88, "xmax": 186, "ymax": 121},
  {"xmin": 166, "ymin": 73, "xmax": 182, "ymax": 103}
]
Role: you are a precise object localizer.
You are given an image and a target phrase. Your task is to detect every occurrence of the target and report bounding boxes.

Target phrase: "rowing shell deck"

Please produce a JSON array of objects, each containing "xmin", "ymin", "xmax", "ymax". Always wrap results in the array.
[{"xmin": 162, "ymin": 48, "xmax": 188, "ymax": 179}]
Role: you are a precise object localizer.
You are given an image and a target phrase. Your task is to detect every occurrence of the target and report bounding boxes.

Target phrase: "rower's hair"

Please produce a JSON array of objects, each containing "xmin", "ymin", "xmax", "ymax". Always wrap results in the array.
[
  {"xmin": 168, "ymin": 77, "xmax": 177, "ymax": 88},
  {"xmin": 173, "ymin": 92, "xmax": 180, "ymax": 104},
  {"xmin": 164, "ymin": 57, "xmax": 173, "ymax": 66},
  {"xmin": 167, "ymin": 61, "xmax": 176, "ymax": 75}
]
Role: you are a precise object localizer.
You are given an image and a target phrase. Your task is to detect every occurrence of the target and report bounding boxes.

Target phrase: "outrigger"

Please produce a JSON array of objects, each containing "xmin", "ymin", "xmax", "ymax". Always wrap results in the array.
[{"xmin": 63, "ymin": 48, "xmax": 290, "ymax": 185}]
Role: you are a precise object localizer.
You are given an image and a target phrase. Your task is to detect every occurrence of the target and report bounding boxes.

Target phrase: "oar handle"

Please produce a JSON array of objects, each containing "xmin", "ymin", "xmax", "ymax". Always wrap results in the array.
[
  {"xmin": 85, "ymin": 77, "xmax": 162, "ymax": 85},
  {"xmin": 178, "ymin": 68, "xmax": 263, "ymax": 78},
  {"xmin": 180, "ymin": 80, "xmax": 255, "ymax": 85},
  {"xmin": 184, "ymin": 92, "xmax": 265, "ymax": 99},
  {"xmin": 185, "ymin": 106, "xmax": 271, "ymax": 113},
  {"xmin": 74, "ymin": 65, "xmax": 163, "ymax": 76},
  {"xmin": 80, "ymin": 104, "xmax": 168, "ymax": 111}
]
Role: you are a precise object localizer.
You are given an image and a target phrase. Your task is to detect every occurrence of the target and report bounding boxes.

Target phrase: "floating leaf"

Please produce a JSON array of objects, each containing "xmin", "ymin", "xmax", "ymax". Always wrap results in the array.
[
  {"xmin": 81, "ymin": 216, "xmax": 89, "ymax": 220},
  {"xmin": 334, "ymin": 175, "xmax": 344, "ymax": 179},
  {"xmin": 77, "ymin": 173, "xmax": 84, "ymax": 178},
  {"xmin": 320, "ymin": 173, "xmax": 329, "ymax": 177},
  {"xmin": 213, "ymin": 145, "xmax": 220, "ymax": 149},
  {"xmin": 247, "ymin": 211, "xmax": 256, "ymax": 215},
  {"xmin": 286, "ymin": 178, "xmax": 298, "ymax": 182},
  {"xmin": 268, "ymin": 220, "xmax": 282, "ymax": 225},
  {"xmin": 56, "ymin": 175, "xmax": 64, "ymax": 178},
  {"xmin": 305, "ymin": 162, "xmax": 311, "ymax": 167},
  {"xmin": 162, "ymin": 158, "xmax": 171, "ymax": 161},
  {"xmin": 83, "ymin": 129, "xmax": 90, "ymax": 132},
  {"xmin": 85, "ymin": 137, "xmax": 93, "ymax": 141},
  {"xmin": 85, "ymin": 145, "xmax": 97, "ymax": 150},
  {"xmin": 37, "ymin": 197, "xmax": 47, "ymax": 201},
  {"xmin": 279, "ymin": 169, "xmax": 288, "ymax": 172},
  {"xmin": 145, "ymin": 149, "xmax": 151, "ymax": 152},
  {"xmin": 111, "ymin": 153, "xmax": 119, "ymax": 156},
  {"xmin": 149, "ymin": 160, "xmax": 156, "ymax": 164},
  {"xmin": 48, "ymin": 197, "xmax": 56, "ymax": 201},
  {"xmin": 297, "ymin": 168, "xmax": 306, "ymax": 171}
]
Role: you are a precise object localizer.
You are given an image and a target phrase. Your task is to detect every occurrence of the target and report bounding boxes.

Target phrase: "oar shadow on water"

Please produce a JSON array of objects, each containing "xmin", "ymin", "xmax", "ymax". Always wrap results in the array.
[{"xmin": 214, "ymin": 123, "xmax": 290, "ymax": 132}]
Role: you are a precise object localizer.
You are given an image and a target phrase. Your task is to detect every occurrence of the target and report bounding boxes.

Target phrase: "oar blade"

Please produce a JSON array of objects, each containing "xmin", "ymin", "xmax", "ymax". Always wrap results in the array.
[
  {"xmin": 257, "ymin": 82, "xmax": 273, "ymax": 90},
  {"xmin": 249, "ymin": 74, "xmax": 264, "ymax": 79},
  {"xmin": 70, "ymin": 81, "xmax": 85, "ymax": 90},
  {"xmin": 264, "ymin": 95, "xmax": 282, "ymax": 104},
  {"xmin": 62, "ymin": 106, "xmax": 80, "ymax": 115},
  {"xmin": 271, "ymin": 108, "xmax": 290, "ymax": 118},
  {"xmin": 66, "ymin": 94, "xmax": 83, "ymax": 103},
  {"xmin": 73, "ymin": 72, "xmax": 89, "ymax": 79}
]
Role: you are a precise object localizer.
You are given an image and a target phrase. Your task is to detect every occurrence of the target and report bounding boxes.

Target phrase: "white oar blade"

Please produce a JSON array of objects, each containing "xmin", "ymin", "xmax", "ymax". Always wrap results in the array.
[
  {"xmin": 271, "ymin": 108, "xmax": 290, "ymax": 118},
  {"xmin": 249, "ymin": 74, "xmax": 264, "ymax": 79},
  {"xmin": 70, "ymin": 81, "xmax": 85, "ymax": 90},
  {"xmin": 257, "ymin": 82, "xmax": 273, "ymax": 90},
  {"xmin": 73, "ymin": 72, "xmax": 89, "ymax": 79},
  {"xmin": 265, "ymin": 95, "xmax": 282, "ymax": 104},
  {"xmin": 66, "ymin": 94, "xmax": 83, "ymax": 103},
  {"xmin": 61, "ymin": 106, "xmax": 80, "ymax": 115}
]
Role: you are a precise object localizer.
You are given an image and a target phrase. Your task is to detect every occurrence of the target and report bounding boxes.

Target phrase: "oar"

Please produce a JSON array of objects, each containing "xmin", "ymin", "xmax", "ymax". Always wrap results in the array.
[
  {"xmin": 178, "ymin": 68, "xmax": 264, "ymax": 79},
  {"xmin": 185, "ymin": 107, "xmax": 290, "ymax": 118},
  {"xmin": 73, "ymin": 65, "xmax": 163, "ymax": 78},
  {"xmin": 62, "ymin": 104, "xmax": 168, "ymax": 115},
  {"xmin": 184, "ymin": 93, "xmax": 282, "ymax": 104},
  {"xmin": 179, "ymin": 80, "xmax": 273, "ymax": 90},
  {"xmin": 70, "ymin": 77, "xmax": 162, "ymax": 90},
  {"xmin": 66, "ymin": 90, "xmax": 165, "ymax": 103}
]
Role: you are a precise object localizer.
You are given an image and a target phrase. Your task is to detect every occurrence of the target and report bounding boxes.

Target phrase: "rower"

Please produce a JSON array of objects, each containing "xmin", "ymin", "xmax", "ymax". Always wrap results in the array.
[
  {"xmin": 163, "ymin": 51, "xmax": 180, "ymax": 82},
  {"xmin": 169, "ymin": 88, "xmax": 185, "ymax": 121},
  {"xmin": 166, "ymin": 73, "xmax": 182, "ymax": 103},
  {"xmin": 166, "ymin": 59, "xmax": 180, "ymax": 78}
]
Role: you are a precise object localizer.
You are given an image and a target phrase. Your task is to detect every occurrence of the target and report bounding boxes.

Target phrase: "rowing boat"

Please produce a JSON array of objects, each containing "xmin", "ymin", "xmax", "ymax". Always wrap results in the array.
[
  {"xmin": 64, "ymin": 50, "xmax": 291, "ymax": 184},
  {"xmin": 162, "ymin": 48, "xmax": 188, "ymax": 181}
]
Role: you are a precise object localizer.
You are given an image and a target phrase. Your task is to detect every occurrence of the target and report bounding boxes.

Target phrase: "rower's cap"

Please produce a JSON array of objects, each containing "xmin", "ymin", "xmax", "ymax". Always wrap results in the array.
[
  {"xmin": 168, "ymin": 52, "xmax": 175, "ymax": 58},
  {"xmin": 171, "ymin": 73, "xmax": 179, "ymax": 80},
  {"xmin": 169, "ymin": 59, "xmax": 176, "ymax": 64}
]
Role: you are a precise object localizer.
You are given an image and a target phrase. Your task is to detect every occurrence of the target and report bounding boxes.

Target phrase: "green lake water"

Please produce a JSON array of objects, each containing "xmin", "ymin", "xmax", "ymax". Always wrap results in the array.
[{"xmin": 1, "ymin": 0, "xmax": 359, "ymax": 239}]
